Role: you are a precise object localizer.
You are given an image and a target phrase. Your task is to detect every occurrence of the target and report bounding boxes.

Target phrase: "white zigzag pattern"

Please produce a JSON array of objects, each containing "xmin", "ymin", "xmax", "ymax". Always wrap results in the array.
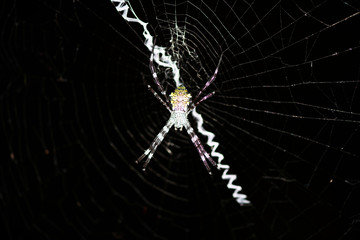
[{"xmin": 192, "ymin": 109, "xmax": 250, "ymax": 205}]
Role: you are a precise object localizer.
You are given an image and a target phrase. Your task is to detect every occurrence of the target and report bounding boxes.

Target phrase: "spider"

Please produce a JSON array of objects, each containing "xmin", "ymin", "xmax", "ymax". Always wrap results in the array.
[{"xmin": 136, "ymin": 46, "xmax": 223, "ymax": 174}]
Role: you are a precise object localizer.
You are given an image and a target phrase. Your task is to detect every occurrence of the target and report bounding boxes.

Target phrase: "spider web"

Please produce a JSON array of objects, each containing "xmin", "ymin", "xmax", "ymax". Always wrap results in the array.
[{"xmin": 1, "ymin": 0, "xmax": 360, "ymax": 239}]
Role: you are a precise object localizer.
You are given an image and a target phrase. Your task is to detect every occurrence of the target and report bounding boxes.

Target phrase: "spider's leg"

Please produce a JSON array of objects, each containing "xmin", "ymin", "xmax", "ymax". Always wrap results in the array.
[
  {"xmin": 189, "ymin": 91, "xmax": 215, "ymax": 111},
  {"xmin": 149, "ymin": 38, "xmax": 170, "ymax": 104},
  {"xmin": 136, "ymin": 120, "xmax": 173, "ymax": 171},
  {"xmin": 193, "ymin": 54, "xmax": 223, "ymax": 104},
  {"xmin": 184, "ymin": 121, "xmax": 217, "ymax": 174},
  {"xmin": 194, "ymin": 136, "xmax": 217, "ymax": 167},
  {"xmin": 146, "ymin": 84, "xmax": 171, "ymax": 111}
]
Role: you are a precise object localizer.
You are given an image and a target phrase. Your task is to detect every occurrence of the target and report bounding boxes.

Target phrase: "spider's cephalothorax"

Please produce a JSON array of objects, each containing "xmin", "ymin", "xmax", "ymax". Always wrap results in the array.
[{"xmin": 136, "ymin": 44, "xmax": 223, "ymax": 174}]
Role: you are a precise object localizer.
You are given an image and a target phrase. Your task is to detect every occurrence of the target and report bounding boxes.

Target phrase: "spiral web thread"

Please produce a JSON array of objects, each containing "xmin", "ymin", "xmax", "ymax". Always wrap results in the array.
[{"xmin": 110, "ymin": 0, "xmax": 250, "ymax": 205}]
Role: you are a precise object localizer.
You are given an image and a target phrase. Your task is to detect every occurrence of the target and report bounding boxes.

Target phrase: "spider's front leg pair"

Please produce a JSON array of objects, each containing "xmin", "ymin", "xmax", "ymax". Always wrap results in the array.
[{"xmin": 136, "ymin": 47, "xmax": 223, "ymax": 174}]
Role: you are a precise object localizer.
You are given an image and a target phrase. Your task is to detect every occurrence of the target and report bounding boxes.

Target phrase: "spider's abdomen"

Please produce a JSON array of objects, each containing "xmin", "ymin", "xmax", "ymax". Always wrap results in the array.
[{"xmin": 170, "ymin": 86, "xmax": 191, "ymax": 112}]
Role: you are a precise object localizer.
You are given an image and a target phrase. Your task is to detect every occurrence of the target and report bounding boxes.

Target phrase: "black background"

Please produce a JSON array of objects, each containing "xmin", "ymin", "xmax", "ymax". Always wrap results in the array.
[{"xmin": 1, "ymin": 0, "xmax": 360, "ymax": 239}]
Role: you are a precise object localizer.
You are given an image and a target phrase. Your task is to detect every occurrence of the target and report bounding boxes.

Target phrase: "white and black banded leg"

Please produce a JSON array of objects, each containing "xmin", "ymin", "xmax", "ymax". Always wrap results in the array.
[
  {"xmin": 136, "ymin": 120, "xmax": 173, "ymax": 170},
  {"xmin": 188, "ymin": 91, "xmax": 215, "ymax": 112},
  {"xmin": 193, "ymin": 54, "xmax": 223, "ymax": 104},
  {"xmin": 146, "ymin": 84, "xmax": 171, "ymax": 112},
  {"xmin": 184, "ymin": 121, "xmax": 217, "ymax": 174}
]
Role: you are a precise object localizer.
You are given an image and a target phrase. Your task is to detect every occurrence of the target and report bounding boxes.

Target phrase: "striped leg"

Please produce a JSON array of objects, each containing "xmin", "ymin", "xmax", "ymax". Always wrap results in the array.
[
  {"xmin": 193, "ymin": 54, "xmax": 223, "ymax": 104},
  {"xmin": 136, "ymin": 120, "xmax": 174, "ymax": 170},
  {"xmin": 189, "ymin": 91, "xmax": 215, "ymax": 111},
  {"xmin": 184, "ymin": 121, "xmax": 217, "ymax": 174},
  {"xmin": 146, "ymin": 84, "xmax": 171, "ymax": 111}
]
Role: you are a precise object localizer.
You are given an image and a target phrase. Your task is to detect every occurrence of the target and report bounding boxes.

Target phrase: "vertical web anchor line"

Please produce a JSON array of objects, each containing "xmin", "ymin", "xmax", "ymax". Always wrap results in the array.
[{"xmin": 110, "ymin": 0, "xmax": 250, "ymax": 205}]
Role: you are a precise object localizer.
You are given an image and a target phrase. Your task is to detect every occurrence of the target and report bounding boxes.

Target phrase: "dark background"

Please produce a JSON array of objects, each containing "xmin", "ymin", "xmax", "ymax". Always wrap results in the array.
[{"xmin": 1, "ymin": 0, "xmax": 360, "ymax": 239}]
